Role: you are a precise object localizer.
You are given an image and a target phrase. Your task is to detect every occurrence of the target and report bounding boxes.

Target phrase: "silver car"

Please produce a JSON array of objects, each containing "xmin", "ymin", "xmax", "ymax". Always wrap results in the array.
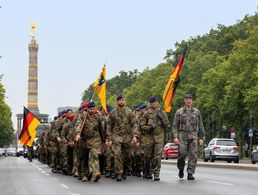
[
  {"xmin": 204, "ymin": 138, "xmax": 239, "ymax": 163},
  {"xmin": 251, "ymin": 146, "xmax": 258, "ymax": 164}
]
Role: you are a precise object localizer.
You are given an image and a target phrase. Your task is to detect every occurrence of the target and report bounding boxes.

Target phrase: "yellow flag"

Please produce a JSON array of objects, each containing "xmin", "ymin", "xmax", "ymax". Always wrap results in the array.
[{"xmin": 92, "ymin": 65, "xmax": 107, "ymax": 111}]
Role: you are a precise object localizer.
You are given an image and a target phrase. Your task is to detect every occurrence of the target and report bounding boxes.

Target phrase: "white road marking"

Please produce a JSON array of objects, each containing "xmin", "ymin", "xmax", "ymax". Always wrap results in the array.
[
  {"xmin": 206, "ymin": 180, "xmax": 235, "ymax": 186},
  {"xmin": 41, "ymin": 171, "xmax": 46, "ymax": 174},
  {"xmin": 45, "ymin": 174, "xmax": 50, "ymax": 176},
  {"xmin": 62, "ymin": 184, "xmax": 70, "ymax": 189}
]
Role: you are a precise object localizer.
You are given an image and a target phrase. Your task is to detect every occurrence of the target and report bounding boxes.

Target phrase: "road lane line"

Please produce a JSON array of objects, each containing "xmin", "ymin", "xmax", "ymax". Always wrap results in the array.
[
  {"xmin": 206, "ymin": 180, "xmax": 235, "ymax": 186},
  {"xmin": 62, "ymin": 184, "xmax": 70, "ymax": 189}
]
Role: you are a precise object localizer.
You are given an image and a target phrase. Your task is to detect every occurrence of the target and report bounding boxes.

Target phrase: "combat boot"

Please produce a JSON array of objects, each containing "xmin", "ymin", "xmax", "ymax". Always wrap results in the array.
[
  {"xmin": 82, "ymin": 176, "xmax": 88, "ymax": 182},
  {"xmin": 116, "ymin": 174, "xmax": 122, "ymax": 182},
  {"xmin": 122, "ymin": 173, "xmax": 127, "ymax": 180},
  {"xmin": 111, "ymin": 172, "xmax": 116, "ymax": 179},
  {"xmin": 154, "ymin": 174, "xmax": 160, "ymax": 181},
  {"xmin": 94, "ymin": 173, "xmax": 101, "ymax": 182},
  {"xmin": 179, "ymin": 169, "xmax": 184, "ymax": 178},
  {"xmin": 136, "ymin": 171, "xmax": 142, "ymax": 177},
  {"xmin": 187, "ymin": 173, "xmax": 195, "ymax": 180},
  {"xmin": 105, "ymin": 171, "xmax": 111, "ymax": 178}
]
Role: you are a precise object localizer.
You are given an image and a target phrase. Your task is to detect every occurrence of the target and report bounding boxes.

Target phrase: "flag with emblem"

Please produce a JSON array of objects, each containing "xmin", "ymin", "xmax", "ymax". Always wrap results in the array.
[
  {"xmin": 162, "ymin": 47, "xmax": 187, "ymax": 112},
  {"xmin": 19, "ymin": 106, "xmax": 40, "ymax": 147},
  {"xmin": 92, "ymin": 65, "xmax": 107, "ymax": 111}
]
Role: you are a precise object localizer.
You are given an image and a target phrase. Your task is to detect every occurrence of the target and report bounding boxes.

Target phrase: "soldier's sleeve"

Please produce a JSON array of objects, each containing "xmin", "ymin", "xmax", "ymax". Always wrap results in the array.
[
  {"xmin": 130, "ymin": 111, "xmax": 139, "ymax": 138},
  {"xmin": 161, "ymin": 110, "xmax": 169, "ymax": 129},
  {"xmin": 61, "ymin": 124, "xmax": 69, "ymax": 143},
  {"xmin": 75, "ymin": 113, "xmax": 86, "ymax": 136},
  {"xmin": 140, "ymin": 112, "xmax": 152, "ymax": 131},
  {"xmin": 197, "ymin": 111, "xmax": 205, "ymax": 140},
  {"xmin": 172, "ymin": 110, "xmax": 180, "ymax": 139},
  {"xmin": 106, "ymin": 113, "xmax": 114, "ymax": 142},
  {"xmin": 98, "ymin": 117, "xmax": 105, "ymax": 143}
]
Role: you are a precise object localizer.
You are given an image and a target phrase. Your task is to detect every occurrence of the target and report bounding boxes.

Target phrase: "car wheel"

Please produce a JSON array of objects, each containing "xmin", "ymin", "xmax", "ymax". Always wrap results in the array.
[
  {"xmin": 234, "ymin": 159, "xmax": 239, "ymax": 163},
  {"xmin": 165, "ymin": 155, "xmax": 168, "ymax": 160},
  {"xmin": 227, "ymin": 160, "xmax": 231, "ymax": 163},
  {"xmin": 251, "ymin": 158, "xmax": 255, "ymax": 164},
  {"xmin": 210, "ymin": 153, "xmax": 215, "ymax": 162}
]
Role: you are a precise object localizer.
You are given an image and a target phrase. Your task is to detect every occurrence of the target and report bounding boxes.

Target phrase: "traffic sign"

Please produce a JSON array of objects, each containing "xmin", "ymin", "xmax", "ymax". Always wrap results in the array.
[{"xmin": 248, "ymin": 128, "xmax": 253, "ymax": 137}]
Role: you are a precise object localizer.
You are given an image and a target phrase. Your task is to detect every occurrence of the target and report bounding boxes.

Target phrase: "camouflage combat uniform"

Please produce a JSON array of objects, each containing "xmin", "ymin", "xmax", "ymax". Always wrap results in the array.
[
  {"xmin": 76, "ymin": 111, "xmax": 103, "ymax": 182},
  {"xmin": 140, "ymin": 107, "xmax": 168, "ymax": 180},
  {"xmin": 172, "ymin": 106, "xmax": 205, "ymax": 175},
  {"xmin": 107, "ymin": 107, "xmax": 138, "ymax": 180}
]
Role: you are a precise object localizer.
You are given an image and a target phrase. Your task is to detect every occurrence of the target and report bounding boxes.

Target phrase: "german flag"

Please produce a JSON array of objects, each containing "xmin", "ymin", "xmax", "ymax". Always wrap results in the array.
[
  {"xmin": 162, "ymin": 47, "xmax": 187, "ymax": 112},
  {"xmin": 19, "ymin": 107, "xmax": 40, "ymax": 147}
]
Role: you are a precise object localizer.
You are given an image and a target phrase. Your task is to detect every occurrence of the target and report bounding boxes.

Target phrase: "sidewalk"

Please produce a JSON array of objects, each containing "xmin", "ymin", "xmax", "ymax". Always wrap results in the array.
[{"xmin": 161, "ymin": 158, "xmax": 258, "ymax": 171}]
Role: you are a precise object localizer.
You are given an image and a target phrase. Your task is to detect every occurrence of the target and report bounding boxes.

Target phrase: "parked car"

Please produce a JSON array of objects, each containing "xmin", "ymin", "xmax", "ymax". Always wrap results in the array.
[
  {"xmin": 204, "ymin": 138, "xmax": 239, "ymax": 163},
  {"xmin": 0, "ymin": 148, "xmax": 5, "ymax": 156},
  {"xmin": 251, "ymin": 146, "xmax": 258, "ymax": 164},
  {"xmin": 162, "ymin": 142, "xmax": 179, "ymax": 160},
  {"xmin": 16, "ymin": 144, "xmax": 26, "ymax": 157},
  {"xmin": 6, "ymin": 147, "xmax": 16, "ymax": 156}
]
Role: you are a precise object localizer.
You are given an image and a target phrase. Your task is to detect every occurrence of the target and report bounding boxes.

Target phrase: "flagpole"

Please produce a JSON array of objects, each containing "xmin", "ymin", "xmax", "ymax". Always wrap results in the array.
[{"xmin": 90, "ymin": 85, "xmax": 98, "ymax": 101}]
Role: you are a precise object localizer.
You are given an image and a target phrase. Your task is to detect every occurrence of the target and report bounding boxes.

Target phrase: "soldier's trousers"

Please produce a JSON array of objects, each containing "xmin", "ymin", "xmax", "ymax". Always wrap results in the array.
[
  {"xmin": 177, "ymin": 138, "xmax": 198, "ymax": 174},
  {"xmin": 80, "ymin": 141, "xmax": 90, "ymax": 177},
  {"xmin": 152, "ymin": 141, "xmax": 163, "ymax": 176},
  {"xmin": 141, "ymin": 142, "xmax": 154, "ymax": 175},
  {"xmin": 89, "ymin": 147, "xmax": 101, "ymax": 176},
  {"xmin": 105, "ymin": 147, "xmax": 114, "ymax": 173},
  {"xmin": 131, "ymin": 146, "xmax": 142, "ymax": 174},
  {"xmin": 113, "ymin": 141, "xmax": 131, "ymax": 176},
  {"xmin": 72, "ymin": 141, "xmax": 81, "ymax": 175}
]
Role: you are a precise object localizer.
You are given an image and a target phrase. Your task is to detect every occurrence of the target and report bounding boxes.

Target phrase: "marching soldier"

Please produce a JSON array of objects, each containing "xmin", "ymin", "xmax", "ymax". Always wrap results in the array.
[
  {"xmin": 106, "ymin": 95, "xmax": 138, "ymax": 181},
  {"xmin": 172, "ymin": 94, "xmax": 205, "ymax": 180},
  {"xmin": 140, "ymin": 96, "xmax": 169, "ymax": 181}
]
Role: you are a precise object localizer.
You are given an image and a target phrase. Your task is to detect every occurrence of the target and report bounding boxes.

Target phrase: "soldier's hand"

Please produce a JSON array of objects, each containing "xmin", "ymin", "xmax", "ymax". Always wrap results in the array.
[
  {"xmin": 108, "ymin": 141, "xmax": 112, "ymax": 147},
  {"xmin": 132, "ymin": 136, "xmax": 137, "ymax": 144},
  {"xmin": 57, "ymin": 137, "xmax": 61, "ymax": 142},
  {"xmin": 75, "ymin": 135, "xmax": 81, "ymax": 142},
  {"xmin": 199, "ymin": 139, "xmax": 204, "ymax": 146},
  {"xmin": 173, "ymin": 138, "xmax": 180, "ymax": 145}
]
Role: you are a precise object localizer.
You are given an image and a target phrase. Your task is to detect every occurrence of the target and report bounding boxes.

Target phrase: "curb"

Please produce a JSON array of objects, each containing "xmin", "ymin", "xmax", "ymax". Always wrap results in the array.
[{"xmin": 161, "ymin": 160, "xmax": 258, "ymax": 171}]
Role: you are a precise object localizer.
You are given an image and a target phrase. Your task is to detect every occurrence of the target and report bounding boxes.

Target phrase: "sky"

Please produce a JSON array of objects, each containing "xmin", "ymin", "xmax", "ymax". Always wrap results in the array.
[{"xmin": 0, "ymin": 1, "xmax": 257, "ymax": 129}]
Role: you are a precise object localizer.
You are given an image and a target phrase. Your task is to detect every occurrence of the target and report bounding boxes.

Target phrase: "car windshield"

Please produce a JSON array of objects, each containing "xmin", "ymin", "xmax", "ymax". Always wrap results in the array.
[
  {"xmin": 7, "ymin": 148, "xmax": 15, "ymax": 151},
  {"xmin": 217, "ymin": 140, "xmax": 236, "ymax": 146}
]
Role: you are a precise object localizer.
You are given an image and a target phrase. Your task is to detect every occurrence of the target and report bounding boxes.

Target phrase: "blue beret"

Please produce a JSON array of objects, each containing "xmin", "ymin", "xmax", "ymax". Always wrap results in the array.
[
  {"xmin": 117, "ymin": 95, "xmax": 125, "ymax": 101},
  {"xmin": 88, "ymin": 101, "xmax": 96, "ymax": 108},
  {"xmin": 139, "ymin": 104, "xmax": 147, "ymax": 110},
  {"xmin": 107, "ymin": 105, "xmax": 114, "ymax": 112},
  {"xmin": 149, "ymin": 96, "xmax": 158, "ymax": 103}
]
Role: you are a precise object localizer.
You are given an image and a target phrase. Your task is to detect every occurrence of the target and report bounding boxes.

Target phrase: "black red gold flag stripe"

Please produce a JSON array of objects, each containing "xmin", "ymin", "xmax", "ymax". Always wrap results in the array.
[{"xmin": 19, "ymin": 107, "xmax": 40, "ymax": 147}]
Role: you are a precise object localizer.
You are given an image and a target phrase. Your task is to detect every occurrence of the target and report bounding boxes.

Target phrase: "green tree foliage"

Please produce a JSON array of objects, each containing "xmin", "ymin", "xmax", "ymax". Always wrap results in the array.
[
  {"xmin": 0, "ymin": 75, "xmax": 13, "ymax": 147},
  {"xmin": 81, "ymin": 12, "xmax": 258, "ymax": 149}
]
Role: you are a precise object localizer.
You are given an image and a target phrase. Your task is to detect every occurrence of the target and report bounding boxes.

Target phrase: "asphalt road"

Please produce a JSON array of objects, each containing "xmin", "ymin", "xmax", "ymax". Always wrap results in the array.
[{"xmin": 0, "ymin": 156, "xmax": 257, "ymax": 195}]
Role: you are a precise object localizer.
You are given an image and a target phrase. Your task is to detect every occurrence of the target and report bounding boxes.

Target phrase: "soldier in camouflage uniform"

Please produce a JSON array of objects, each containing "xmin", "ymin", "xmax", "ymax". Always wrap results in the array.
[
  {"xmin": 140, "ymin": 96, "xmax": 169, "ymax": 181},
  {"xmin": 61, "ymin": 113, "xmax": 76, "ymax": 175},
  {"xmin": 131, "ymin": 108, "xmax": 142, "ymax": 177},
  {"xmin": 76, "ymin": 101, "xmax": 102, "ymax": 183},
  {"xmin": 53, "ymin": 112, "xmax": 66, "ymax": 173},
  {"xmin": 73, "ymin": 103, "xmax": 89, "ymax": 179},
  {"xmin": 172, "ymin": 94, "xmax": 205, "ymax": 180},
  {"xmin": 38, "ymin": 128, "xmax": 47, "ymax": 163},
  {"xmin": 106, "ymin": 95, "xmax": 138, "ymax": 182},
  {"xmin": 138, "ymin": 104, "xmax": 153, "ymax": 179}
]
